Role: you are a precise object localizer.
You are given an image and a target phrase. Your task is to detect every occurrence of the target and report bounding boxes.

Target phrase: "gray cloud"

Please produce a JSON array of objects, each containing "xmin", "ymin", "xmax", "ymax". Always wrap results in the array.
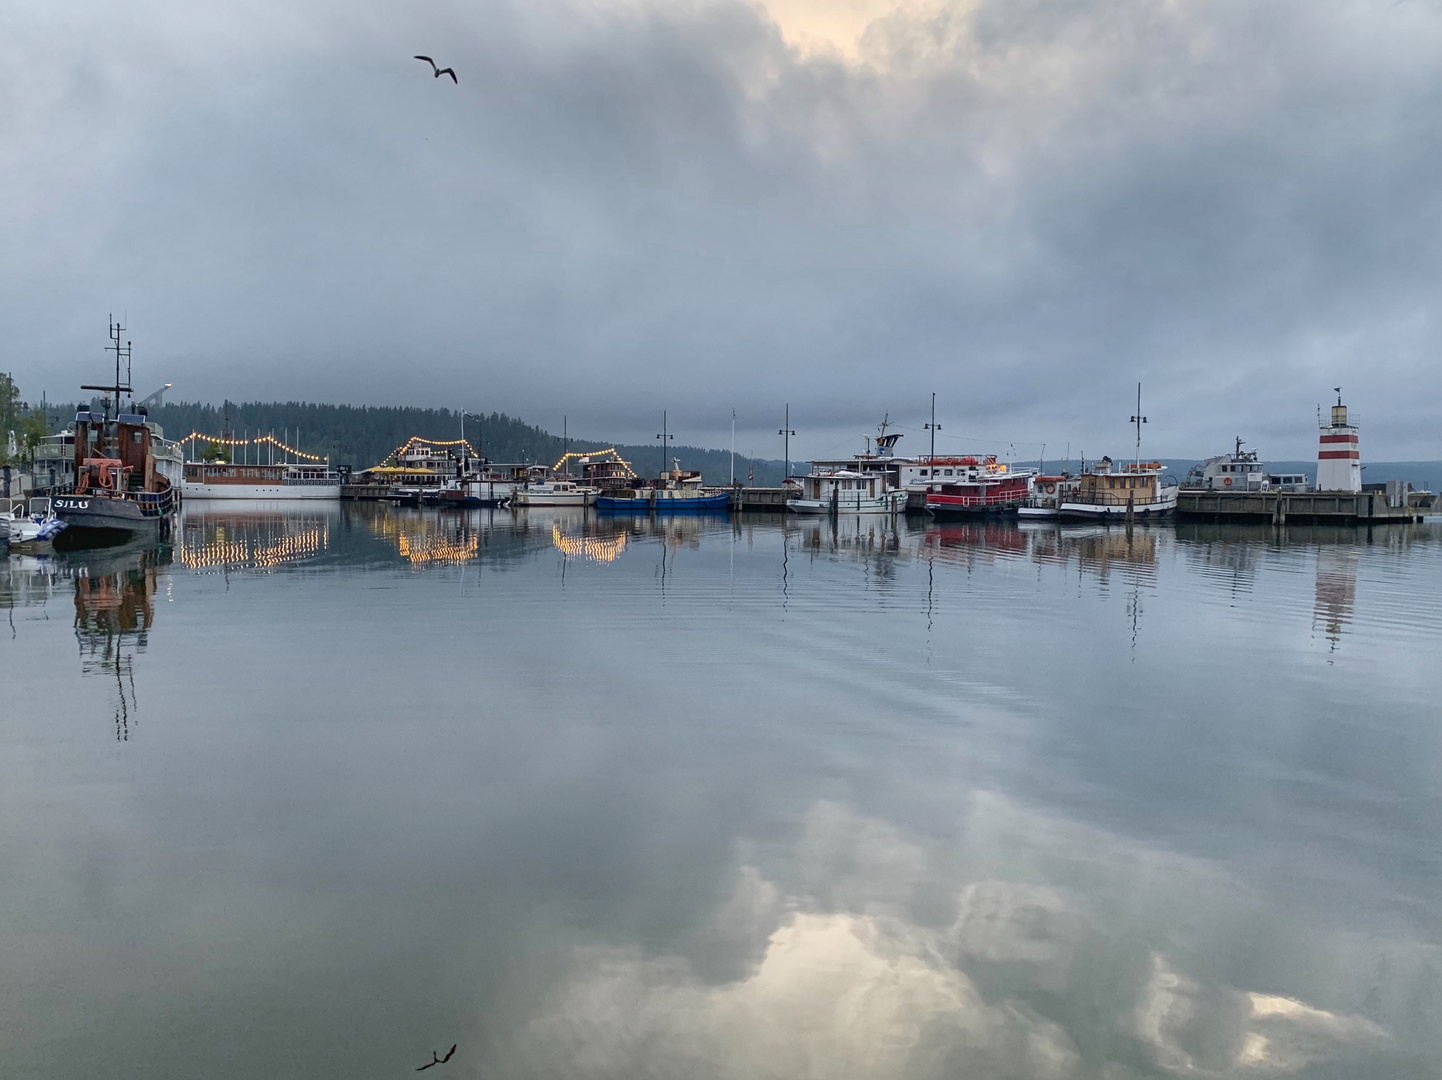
[{"xmin": 3, "ymin": 0, "xmax": 1439, "ymax": 460}]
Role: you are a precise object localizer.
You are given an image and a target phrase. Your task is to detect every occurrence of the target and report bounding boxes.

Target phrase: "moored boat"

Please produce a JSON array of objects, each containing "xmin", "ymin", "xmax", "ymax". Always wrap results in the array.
[
  {"xmin": 51, "ymin": 321, "xmax": 180, "ymax": 548},
  {"xmin": 924, "ymin": 457, "xmax": 1037, "ymax": 519},
  {"xmin": 511, "ymin": 479, "xmax": 598, "ymax": 507},
  {"xmin": 3, "ymin": 497, "xmax": 67, "ymax": 552},
  {"xmin": 183, "ymin": 460, "xmax": 343, "ymax": 499},
  {"xmin": 788, "ymin": 469, "xmax": 907, "ymax": 515},
  {"xmin": 1182, "ymin": 438, "xmax": 1310, "ymax": 493},
  {"xmin": 597, "ymin": 459, "xmax": 730, "ymax": 513},
  {"xmin": 1057, "ymin": 457, "xmax": 1178, "ymax": 520},
  {"xmin": 1018, "ymin": 474, "xmax": 1081, "ymax": 519}
]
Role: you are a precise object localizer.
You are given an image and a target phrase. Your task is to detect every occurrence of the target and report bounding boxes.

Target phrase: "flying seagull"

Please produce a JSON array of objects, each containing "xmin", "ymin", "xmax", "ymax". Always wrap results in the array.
[
  {"xmin": 414, "ymin": 56, "xmax": 457, "ymax": 83},
  {"xmin": 416, "ymin": 1045, "xmax": 457, "ymax": 1071}
]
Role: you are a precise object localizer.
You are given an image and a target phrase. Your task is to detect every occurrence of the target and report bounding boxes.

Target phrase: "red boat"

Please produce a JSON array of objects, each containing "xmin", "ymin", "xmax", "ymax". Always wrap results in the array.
[{"xmin": 924, "ymin": 456, "xmax": 1036, "ymax": 519}]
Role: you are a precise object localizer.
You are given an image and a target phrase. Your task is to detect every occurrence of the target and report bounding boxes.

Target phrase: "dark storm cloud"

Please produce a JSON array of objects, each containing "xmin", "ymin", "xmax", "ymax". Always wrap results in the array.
[{"xmin": 2, "ymin": 0, "xmax": 1439, "ymax": 459}]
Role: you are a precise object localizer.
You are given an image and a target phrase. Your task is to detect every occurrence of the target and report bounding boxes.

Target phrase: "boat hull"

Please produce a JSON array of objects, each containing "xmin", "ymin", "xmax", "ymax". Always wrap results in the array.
[
  {"xmin": 787, "ymin": 492, "xmax": 906, "ymax": 515},
  {"xmin": 597, "ymin": 492, "xmax": 730, "ymax": 513},
  {"xmin": 183, "ymin": 482, "xmax": 340, "ymax": 500},
  {"xmin": 51, "ymin": 491, "xmax": 176, "ymax": 548},
  {"xmin": 1057, "ymin": 488, "xmax": 1178, "ymax": 520},
  {"xmin": 511, "ymin": 492, "xmax": 594, "ymax": 507},
  {"xmin": 926, "ymin": 500, "xmax": 1026, "ymax": 519}
]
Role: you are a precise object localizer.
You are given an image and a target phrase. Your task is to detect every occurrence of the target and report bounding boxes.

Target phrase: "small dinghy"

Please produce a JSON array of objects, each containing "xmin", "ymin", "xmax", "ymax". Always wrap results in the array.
[{"xmin": 4, "ymin": 497, "xmax": 68, "ymax": 553}]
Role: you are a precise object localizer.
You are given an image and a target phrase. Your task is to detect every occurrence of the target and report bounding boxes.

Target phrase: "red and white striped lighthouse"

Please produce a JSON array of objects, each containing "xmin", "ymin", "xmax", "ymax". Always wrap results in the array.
[{"xmin": 1317, "ymin": 388, "xmax": 1361, "ymax": 493}]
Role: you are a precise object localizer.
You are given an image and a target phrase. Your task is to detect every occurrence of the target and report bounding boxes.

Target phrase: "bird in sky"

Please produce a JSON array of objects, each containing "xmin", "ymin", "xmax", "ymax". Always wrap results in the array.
[
  {"xmin": 414, "ymin": 56, "xmax": 457, "ymax": 83},
  {"xmin": 416, "ymin": 1045, "xmax": 457, "ymax": 1071}
]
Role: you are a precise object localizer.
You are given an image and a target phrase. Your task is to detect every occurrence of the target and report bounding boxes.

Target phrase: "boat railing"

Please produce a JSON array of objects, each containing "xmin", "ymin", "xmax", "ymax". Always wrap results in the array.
[
  {"xmin": 927, "ymin": 488, "xmax": 1029, "ymax": 508},
  {"xmin": 282, "ymin": 474, "xmax": 343, "ymax": 486},
  {"xmin": 1062, "ymin": 490, "xmax": 1175, "ymax": 507}
]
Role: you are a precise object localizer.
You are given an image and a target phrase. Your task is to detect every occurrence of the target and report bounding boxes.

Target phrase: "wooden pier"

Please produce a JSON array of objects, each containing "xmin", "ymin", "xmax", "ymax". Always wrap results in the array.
[
  {"xmin": 1177, "ymin": 489, "xmax": 1431, "ymax": 525},
  {"xmin": 342, "ymin": 483, "xmax": 401, "ymax": 501},
  {"xmin": 730, "ymin": 487, "xmax": 794, "ymax": 512}
]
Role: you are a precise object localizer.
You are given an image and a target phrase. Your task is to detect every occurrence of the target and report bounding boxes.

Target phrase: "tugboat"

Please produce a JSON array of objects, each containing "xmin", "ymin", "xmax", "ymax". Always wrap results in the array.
[
  {"xmin": 1056, "ymin": 387, "xmax": 1177, "ymax": 520},
  {"xmin": 924, "ymin": 457, "xmax": 1037, "ymax": 518},
  {"xmin": 51, "ymin": 319, "xmax": 180, "ymax": 548}
]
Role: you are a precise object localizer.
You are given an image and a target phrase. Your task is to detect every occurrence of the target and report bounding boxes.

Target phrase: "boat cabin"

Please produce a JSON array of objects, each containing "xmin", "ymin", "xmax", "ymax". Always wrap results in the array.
[
  {"xmin": 1076, "ymin": 457, "xmax": 1161, "ymax": 505},
  {"xmin": 800, "ymin": 469, "xmax": 886, "ymax": 502},
  {"xmin": 1186, "ymin": 440, "xmax": 1311, "ymax": 492}
]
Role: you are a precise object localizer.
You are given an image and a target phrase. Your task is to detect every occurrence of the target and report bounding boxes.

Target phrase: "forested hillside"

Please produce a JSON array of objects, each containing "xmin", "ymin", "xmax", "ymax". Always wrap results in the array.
[{"xmin": 35, "ymin": 397, "xmax": 787, "ymax": 486}]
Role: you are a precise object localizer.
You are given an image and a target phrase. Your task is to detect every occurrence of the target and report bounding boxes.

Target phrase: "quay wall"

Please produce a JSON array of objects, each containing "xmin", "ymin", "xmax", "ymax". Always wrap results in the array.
[{"xmin": 1177, "ymin": 489, "xmax": 1431, "ymax": 524}]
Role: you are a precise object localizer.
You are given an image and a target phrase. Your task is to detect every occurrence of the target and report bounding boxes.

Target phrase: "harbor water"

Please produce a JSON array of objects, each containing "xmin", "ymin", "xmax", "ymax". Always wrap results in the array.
[{"xmin": 2, "ymin": 504, "xmax": 1440, "ymax": 1079}]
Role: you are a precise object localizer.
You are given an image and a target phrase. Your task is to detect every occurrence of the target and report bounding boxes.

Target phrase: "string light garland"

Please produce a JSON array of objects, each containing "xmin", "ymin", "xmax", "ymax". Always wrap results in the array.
[
  {"xmin": 551, "ymin": 448, "xmax": 636, "ymax": 477},
  {"xmin": 179, "ymin": 432, "xmax": 327, "ymax": 463},
  {"xmin": 374, "ymin": 436, "xmax": 480, "ymax": 470}
]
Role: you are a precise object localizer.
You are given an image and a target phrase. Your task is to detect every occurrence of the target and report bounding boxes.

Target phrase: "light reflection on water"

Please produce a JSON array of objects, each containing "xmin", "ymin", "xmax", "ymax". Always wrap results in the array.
[{"xmin": 2, "ymin": 505, "xmax": 1440, "ymax": 1079}]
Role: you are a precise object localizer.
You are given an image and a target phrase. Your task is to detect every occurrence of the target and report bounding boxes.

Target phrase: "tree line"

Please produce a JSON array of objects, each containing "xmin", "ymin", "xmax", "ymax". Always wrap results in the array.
[{"xmin": 7, "ymin": 389, "xmax": 787, "ymax": 485}]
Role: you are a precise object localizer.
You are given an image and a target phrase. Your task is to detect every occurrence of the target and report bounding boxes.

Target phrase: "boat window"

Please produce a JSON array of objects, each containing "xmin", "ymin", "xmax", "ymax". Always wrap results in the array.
[{"xmin": 944, "ymin": 469, "xmax": 953, "ymax": 476}]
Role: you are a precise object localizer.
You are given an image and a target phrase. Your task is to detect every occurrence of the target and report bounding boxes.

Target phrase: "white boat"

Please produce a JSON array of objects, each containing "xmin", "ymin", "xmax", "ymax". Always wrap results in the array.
[
  {"xmin": 4, "ymin": 497, "xmax": 67, "ymax": 551},
  {"xmin": 1183, "ymin": 438, "xmax": 1310, "ymax": 492},
  {"xmin": 789, "ymin": 469, "xmax": 908, "ymax": 514},
  {"xmin": 183, "ymin": 461, "xmax": 343, "ymax": 500},
  {"xmin": 510, "ymin": 480, "xmax": 598, "ymax": 507},
  {"xmin": 1057, "ymin": 457, "xmax": 1178, "ymax": 520},
  {"xmin": 1018, "ymin": 475, "xmax": 1081, "ymax": 519}
]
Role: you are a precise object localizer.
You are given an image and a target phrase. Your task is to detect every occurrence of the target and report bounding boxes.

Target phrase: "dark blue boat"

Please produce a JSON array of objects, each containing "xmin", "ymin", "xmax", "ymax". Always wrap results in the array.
[{"xmin": 596, "ymin": 490, "xmax": 730, "ymax": 513}]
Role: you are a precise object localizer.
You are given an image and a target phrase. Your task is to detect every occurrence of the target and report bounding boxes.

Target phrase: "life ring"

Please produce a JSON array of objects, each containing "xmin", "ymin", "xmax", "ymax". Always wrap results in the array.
[
  {"xmin": 1044, "ymin": 483, "xmax": 1056, "ymax": 494},
  {"xmin": 1223, "ymin": 476, "xmax": 1232, "ymax": 487}
]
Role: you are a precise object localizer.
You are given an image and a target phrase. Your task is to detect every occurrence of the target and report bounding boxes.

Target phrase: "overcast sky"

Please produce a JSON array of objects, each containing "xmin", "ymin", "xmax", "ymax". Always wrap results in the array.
[{"xmin": 3, "ymin": 0, "xmax": 1439, "ymax": 462}]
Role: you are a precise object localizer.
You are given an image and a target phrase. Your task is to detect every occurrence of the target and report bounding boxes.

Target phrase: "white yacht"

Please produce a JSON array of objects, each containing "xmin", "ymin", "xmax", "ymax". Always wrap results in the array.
[
  {"xmin": 510, "ymin": 479, "xmax": 598, "ymax": 507},
  {"xmin": 183, "ymin": 461, "xmax": 343, "ymax": 500},
  {"xmin": 1184, "ymin": 438, "xmax": 1310, "ymax": 492},
  {"xmin": 789, "ymin": 469, "xmax": 908, "ymax": 515}
]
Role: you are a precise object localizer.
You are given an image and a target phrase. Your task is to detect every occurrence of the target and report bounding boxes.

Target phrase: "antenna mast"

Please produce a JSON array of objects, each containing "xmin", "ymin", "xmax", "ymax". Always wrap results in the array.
[
  {"xmin": 924, "ymin": 393, "xmax": 941, "ymax": 465},
  {"xmin": 1129, "ymin": 382, "xmax": 1147, "ymax": 467},
  {"xmin": 82, "ymin": 315, "xmax": 135, "ymax": 419}
]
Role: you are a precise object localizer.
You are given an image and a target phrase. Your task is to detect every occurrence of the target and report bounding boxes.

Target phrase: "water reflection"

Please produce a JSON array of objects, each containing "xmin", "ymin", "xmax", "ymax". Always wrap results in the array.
[
  {"xmin": 367, "ymin": 505, "xmax": 481, "ymax": 566},
  {"xmin": 551, "ymin": 522, "xmax": 628, "ymax": 564},
  {"xmin": 180, "ymin": 502, "xmax": 336, "ymax": 572},
  {"xmin": 71, "ymin": 547, "xmax": 168, "ymax": 740},
  {"xmin": 501, "ymin": 797, "xmax": 1402, "ymax": 1079},
  {"xmin": 1314, "ymin": 547, "xmax": 1359, "ymax": 650}
]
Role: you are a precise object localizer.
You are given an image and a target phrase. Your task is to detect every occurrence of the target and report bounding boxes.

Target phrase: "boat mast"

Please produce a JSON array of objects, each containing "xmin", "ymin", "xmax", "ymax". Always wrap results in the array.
[
  {"xmin": 1130, "ymin": 383, "xmax": 1147, "ymax": 467},
  {"xmin": 82, "ymin": 315, "xmax": 134, "ymax": 421},
  {"xmin": 656, "ymin": 411, "xmax": 673, "ymax": 480},
  {"xmin": 925, "ymin": 393, "xmax": 941, "ymax": 466},
  {"xmin": 778, "ymin": 404, "xmax": 795, "ymax": 483}
]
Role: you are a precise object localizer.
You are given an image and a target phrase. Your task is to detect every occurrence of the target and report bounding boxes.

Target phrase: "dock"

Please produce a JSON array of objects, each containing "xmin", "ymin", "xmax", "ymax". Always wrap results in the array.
[
  {"xmin": 730, "ymin": 487, "xmax": 793, "ymax": 512},
  {"xmin": 1176, "ymin": 489, "xmax": 1431, "ymax": 525},
  {"xmin": 342, "ymin": 483, "xmax": 402, "ymax": 501}
]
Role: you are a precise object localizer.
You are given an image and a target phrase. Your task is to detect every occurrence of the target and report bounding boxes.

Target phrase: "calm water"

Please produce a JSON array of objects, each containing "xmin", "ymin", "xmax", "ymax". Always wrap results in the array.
[{"xmin": 3, "ymin": 504, "xmax": 1440, "ymax": 1079}]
